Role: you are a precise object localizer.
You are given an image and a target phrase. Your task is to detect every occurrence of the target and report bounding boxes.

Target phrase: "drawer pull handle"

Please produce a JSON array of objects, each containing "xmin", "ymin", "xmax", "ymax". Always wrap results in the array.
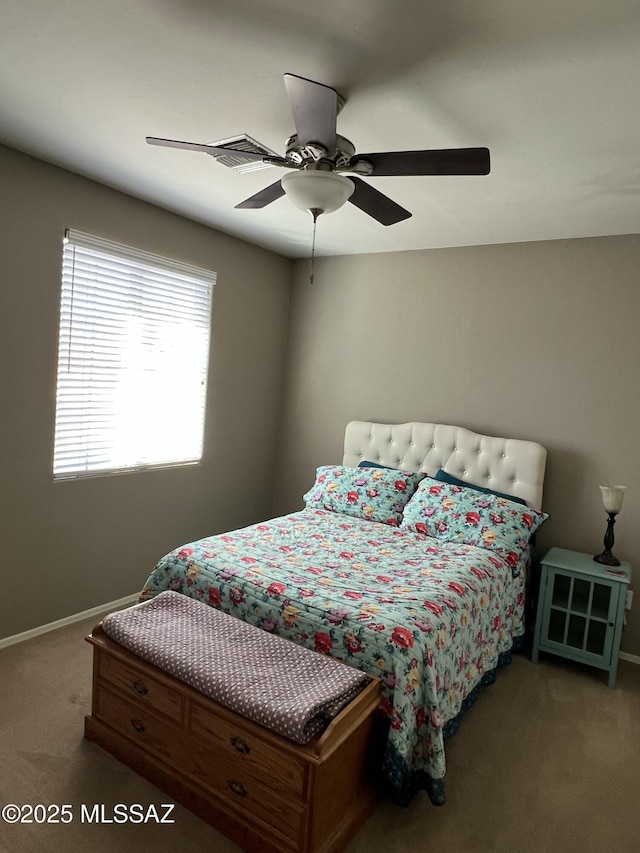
[
  {"xmin": 132, "ymin": 680, "xmax": 148, "ymax": 695},
  {"xmin": 227, "ymin": 779, "xmax": 247, "ymax": 797},
  {"xmin": 131, "ymin": 718, "xmax": 146, "ymax": 733},
  {"xmin": 230, "ymin": 736, "xmax": 251, "ymax": 755}
]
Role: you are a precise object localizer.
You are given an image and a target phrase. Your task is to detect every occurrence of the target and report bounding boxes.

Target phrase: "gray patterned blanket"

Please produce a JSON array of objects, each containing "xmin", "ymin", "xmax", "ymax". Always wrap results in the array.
[{"xmin": 102, "ymin": 591, "xmax": 370, "ymax": 743}]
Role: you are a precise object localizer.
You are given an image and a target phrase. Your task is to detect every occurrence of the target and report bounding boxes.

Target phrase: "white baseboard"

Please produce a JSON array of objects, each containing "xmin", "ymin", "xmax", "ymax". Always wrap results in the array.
[
  {"xmin": 620, "ymin": 651, "xmax": 640, "ymax": 666},
  {"xmin": 0, "ymin": 593, "xmax": 139, "ymax": 650}
]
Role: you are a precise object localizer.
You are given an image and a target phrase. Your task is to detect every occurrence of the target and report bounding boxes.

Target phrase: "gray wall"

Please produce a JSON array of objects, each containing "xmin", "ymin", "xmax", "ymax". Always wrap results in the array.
[
  {"xmin": 0, "ymin": 144, "xmax": 291, "ymax": 640},
  {"xmin": 274, "ymin": 237, "xmax": 640, "ymax": 657}
]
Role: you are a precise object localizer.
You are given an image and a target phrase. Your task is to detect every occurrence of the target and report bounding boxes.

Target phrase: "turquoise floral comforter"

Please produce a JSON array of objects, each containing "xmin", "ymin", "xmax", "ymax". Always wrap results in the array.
[{"xmin": 139, "ymin": 508, "xmax": 526, "ymax": 804}]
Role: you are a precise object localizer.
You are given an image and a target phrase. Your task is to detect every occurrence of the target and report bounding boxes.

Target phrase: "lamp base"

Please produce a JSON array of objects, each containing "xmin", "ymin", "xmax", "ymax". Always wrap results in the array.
[
  {"xmin": 594, "ymin": 511, "xmax": 620, "ymax": 566},
  {"xmin": 593, "ymin": 552, "xmax": 621, "ymax": 566}
]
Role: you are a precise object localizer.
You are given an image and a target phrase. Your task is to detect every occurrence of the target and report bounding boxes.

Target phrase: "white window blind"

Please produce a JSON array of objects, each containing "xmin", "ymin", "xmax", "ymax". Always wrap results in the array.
[{"xmin": 53, "ymin": 229, "xmax": 215, "ymax": 480}]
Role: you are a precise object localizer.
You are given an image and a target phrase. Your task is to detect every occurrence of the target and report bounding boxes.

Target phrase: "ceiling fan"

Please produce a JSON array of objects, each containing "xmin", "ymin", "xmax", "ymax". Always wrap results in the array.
[{"xmin": 146, "ymin": 73, "xmax": 490, "ymax": 226}]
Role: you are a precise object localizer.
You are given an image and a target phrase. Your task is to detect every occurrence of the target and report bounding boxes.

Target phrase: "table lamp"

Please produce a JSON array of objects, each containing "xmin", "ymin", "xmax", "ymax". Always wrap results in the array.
[{"xmin": 593, "ymin": 485, "xmax": 627, "ymax": 566}]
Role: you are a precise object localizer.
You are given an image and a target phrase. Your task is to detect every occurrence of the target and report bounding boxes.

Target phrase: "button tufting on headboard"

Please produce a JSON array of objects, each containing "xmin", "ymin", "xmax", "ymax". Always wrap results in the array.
[{"xmin": 343, "ymin": 421, "xmax": 547, "ymax": 509}]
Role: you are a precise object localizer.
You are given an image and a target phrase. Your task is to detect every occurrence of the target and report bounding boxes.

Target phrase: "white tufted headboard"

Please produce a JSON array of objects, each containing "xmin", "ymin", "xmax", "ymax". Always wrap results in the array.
[{"xmin": 343, "ymin": 421, "xmax": 547, "ymax": 510}]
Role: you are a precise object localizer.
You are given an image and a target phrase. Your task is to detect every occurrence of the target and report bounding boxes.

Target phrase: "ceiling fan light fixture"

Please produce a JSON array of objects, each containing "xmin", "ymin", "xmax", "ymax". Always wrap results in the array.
[{"xmin": 281, "ymin": 169, "xmax": 354, "ymax": 215}]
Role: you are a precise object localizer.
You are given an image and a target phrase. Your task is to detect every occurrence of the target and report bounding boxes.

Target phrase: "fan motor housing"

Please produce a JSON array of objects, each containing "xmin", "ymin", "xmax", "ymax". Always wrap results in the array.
[{"xmin": 285, "ymin": 134, "xmax": 355, "ymax": 169}]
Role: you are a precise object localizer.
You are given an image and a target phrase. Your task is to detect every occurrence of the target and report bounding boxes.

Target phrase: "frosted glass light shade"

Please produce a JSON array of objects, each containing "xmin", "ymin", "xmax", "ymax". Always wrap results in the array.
[
  {"xmin": 281, "ymin": 170, "xmax": 354, "ymax": 214},
  {"xmin": 599, "ymin": 485, "xmax": 627, "ymax": 513}
]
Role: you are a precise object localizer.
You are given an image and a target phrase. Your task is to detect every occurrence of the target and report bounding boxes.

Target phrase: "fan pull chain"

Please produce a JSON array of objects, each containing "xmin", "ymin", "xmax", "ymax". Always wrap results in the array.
[{"xmin": 309, "ymin": 208, "xmax": 321, "ymax": 284}]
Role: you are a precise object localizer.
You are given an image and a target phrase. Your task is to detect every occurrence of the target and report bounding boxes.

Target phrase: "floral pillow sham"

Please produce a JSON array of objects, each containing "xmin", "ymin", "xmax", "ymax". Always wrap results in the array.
[
  {"xmin": 401, "ymin": 478, "xmax": 548, "ymax": 572},
  {"xmin": 303, "ymin": 465, "xmax": 424, "ymax": 526},
  {"xmin": 434, "ymin": 468, "xmax": 527, "ymax": 505}
]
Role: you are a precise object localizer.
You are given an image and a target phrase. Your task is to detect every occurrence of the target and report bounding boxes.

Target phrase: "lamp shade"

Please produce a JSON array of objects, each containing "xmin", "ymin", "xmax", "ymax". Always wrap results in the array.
[
  {"xmin": 599, "ymin": 485, "xmax": 627, "ymax": 513},
  {"xmin": 281, "ymin": 170, "xmax": 354, "ymax": 214}
]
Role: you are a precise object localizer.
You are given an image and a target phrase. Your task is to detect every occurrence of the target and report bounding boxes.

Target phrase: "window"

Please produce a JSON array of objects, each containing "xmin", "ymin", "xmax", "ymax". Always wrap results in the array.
[{"xmin": 53, "ymin": 229, "xmax": 215, "ymax": 480}]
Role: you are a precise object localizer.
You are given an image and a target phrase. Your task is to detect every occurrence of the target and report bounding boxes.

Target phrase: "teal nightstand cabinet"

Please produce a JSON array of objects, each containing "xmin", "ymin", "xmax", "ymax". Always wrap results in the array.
[{"xmin": 532, "ymin": 547, "xmax": 631, "ymax": 688}]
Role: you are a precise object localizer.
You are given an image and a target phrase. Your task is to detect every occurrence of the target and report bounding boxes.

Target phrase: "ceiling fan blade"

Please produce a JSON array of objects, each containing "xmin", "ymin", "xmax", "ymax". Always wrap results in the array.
[
  {"xmin": 146, "ymin": 136, "xmax": 266, "ymax": 162},
  {"xmin": 283, "ymin": 73, "xmax": 338, "ymax": 154},
  {"xmin": 347, "ymin": 177, "xmax": 412, "ymax": 226},
  {"xmin": 349, "ymin": 147, "xmax": 491, "ymax": 176},
  {"xmin": 235, "ymin": 180, "xmax": 285, "ymax": 209}
]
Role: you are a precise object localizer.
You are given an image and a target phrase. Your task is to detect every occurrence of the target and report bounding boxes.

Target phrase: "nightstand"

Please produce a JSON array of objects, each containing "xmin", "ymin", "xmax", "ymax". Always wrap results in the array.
[{"xmin": 532, "ymin": 547, "xmax": 631, "ymax": 687}]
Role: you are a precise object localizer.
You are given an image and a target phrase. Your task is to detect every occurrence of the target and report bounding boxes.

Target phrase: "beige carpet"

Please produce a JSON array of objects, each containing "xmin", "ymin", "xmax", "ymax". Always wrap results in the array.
[{"xmin": 1, "ymin": 614, "xmax": 639, "ymax": 853}]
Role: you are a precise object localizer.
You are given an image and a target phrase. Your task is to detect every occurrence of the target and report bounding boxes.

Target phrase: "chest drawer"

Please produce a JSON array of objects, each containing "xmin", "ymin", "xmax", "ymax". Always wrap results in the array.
[
  {"xmin": 189, "ymin": 743, "xmax": 304, "ymax": 843},
  {"xmin": 98, "ymin": 651, "xmax": 183, "ymax": 723},
  {"xmin": 188, "ymin": 700, "xmax": 307, "ymax": 799},
  {"xmin": 94, "ymin": 684, "xmax": 188, "ymax": 767}
]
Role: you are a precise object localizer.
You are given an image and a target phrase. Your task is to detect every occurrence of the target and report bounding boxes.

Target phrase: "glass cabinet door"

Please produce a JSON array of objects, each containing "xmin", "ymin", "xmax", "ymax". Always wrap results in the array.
[{"xmin": 543, "ymin": 570, "xmax": 615, "ymax": 662}]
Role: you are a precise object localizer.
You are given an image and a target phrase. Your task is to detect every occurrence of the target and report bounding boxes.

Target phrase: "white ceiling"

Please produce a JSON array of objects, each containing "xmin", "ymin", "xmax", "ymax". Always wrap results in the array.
[{"xmin": 1, "ymin": 0, "xmax": 640, "ymax": 258}]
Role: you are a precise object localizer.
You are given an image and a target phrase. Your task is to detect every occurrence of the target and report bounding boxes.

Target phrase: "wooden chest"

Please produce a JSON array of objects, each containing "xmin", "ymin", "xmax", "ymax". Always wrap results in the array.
[{"xmin": 85, "ymin": 625, "xmax": 383, "ymax": 852}]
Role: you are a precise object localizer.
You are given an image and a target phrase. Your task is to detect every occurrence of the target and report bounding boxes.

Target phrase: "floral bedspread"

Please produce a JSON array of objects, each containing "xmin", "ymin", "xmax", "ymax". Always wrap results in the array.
[{"xmin": 139, "ymin": 508, "xmax": 526, "ymax": 804}]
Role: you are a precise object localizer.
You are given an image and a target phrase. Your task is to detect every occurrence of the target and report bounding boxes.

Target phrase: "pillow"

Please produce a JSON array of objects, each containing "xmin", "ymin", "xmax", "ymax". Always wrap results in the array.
[
  {"xmin": 303, "ymin": 465, "xmax": 424, "ymax": 526},
  {"xmin": 358, "ymin": 460, "xmax": 396, "ymax": 470},
  {"xmin": 401, "ymin": 478, "xmax": 548, "ymax": 572},
  {"xmin": 434, "ymin": 468, "xmax": 527, "ymax": 505}
]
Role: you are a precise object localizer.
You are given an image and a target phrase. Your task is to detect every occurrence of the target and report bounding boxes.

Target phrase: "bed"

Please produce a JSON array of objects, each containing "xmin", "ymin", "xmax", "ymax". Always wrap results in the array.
[{"xmin": 139, "ymin": 421, "xmax": 548, "ymax": 805}]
